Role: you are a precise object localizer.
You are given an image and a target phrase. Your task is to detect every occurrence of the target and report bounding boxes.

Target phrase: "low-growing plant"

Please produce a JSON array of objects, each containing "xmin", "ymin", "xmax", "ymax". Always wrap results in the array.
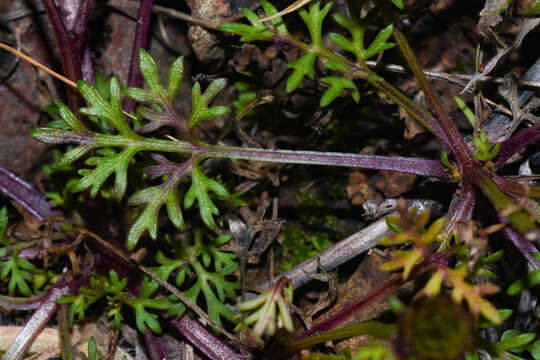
[{"xmin": 0, "ymin": 0, "xmax": 538, "ymax": 359}]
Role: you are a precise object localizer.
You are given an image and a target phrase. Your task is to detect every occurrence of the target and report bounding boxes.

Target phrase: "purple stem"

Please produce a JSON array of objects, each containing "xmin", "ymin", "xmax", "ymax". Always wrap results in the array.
[
  {"xmin": 167, "ymin": 315, "xmax": 244, "ymax": 360},
  {"xmin": 143, "ymin": 330, "xmax": 170, "ymax": 360},
  {"xmin": 2, "ymin": 285, "xmax": 69, "ymax": 360},
  {"xmin": 499, "ymin": 215, "xmax": 540, "ymax": 270},
  {"xmin": 491, "ymin": 173, "xmax": 540, "ymax": 198},
  {"xmin": 294, "ymin": 275, "xmax": 405, "ymax": 342},
  {"xmin": 123, "ymin": 0, "xmax": 155, "ymax": 113},
  {"xmin": 0, "ymin": 166, "xmax": 59, "ymax": 220},
  {"xmin": 438, "ymin": 182, "xmax": 476, "ymax": 248},
  {"xmin": 82, "ymin": 46, "xmax": 95, "ymax": 84},
  {"xmin": 494, "ymin": 123, "xmax": 540, "ymax": 169},
  {"xmin": 41, "ymin": 0, "xmax": 95, "ymax": 112},
  {"xmin": 210, "ymin": 147, "xmax": 451, "ymax": 180},
  {"xmin": 0, "ymin": 292, "xmax": 50, "ymax": 311}
]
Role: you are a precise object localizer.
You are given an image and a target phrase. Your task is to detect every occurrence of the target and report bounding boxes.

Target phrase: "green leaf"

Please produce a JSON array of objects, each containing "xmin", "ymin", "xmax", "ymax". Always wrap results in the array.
[
  {"xmin": 184, "ymin": 262, "xmax": 239, "ymax": 325},
  {"xmin": 364, "ymin": 24, "xmax": 395, "ymax": 60},
  {"xmin": 122, "ymin": 87, "xmax": 159, "ymax": 104},
  {"xmin": 152, "ymin": 251, "xmax": 185, "ymax": 281},
  {"xmin": 332, "ymin": 16, "xmax": 394, "ymax": 61},
  {"xmin": 496, "ymin": 330, "xmax": 536, "ymax": 353},
  {"xmin": 388, "ymin": 0, "xmax": 404, "ymax": 10},
  {"xmin": 157, "ymin": 231, "xmax": 239, "ymax": 325},
  {"xmin": 184, "ymin": 164, "xmax": 231, "ymax": 230},
  {"xmin": 0, "ymin": 250, "xmax": 42, "ymax": 296},
  {"xmin": 282, "ymin": 0, "xmax": 333, "ymax": 93},
  {"xmin": 219, "ymin": 8, "xmax": 273, "ymax": 42},
  {"xmin": 127, "ymin": 182, "xmax": 184, "ymax": 250},
  {"xmin": 219, "ymin": 0, "xmax": 288, "ymax": 41},
  {"xmin": 454, "ymin": 96, "xmax": 475, "ymax": 126},
  {"xmin": 286, "ymin": 53, "xmax": 317, "ymax": 92},
  {"xmin": 130, "ymin": 278, "xmax": 169, "ymax": 334},
  {"xmin": 478, "ymin": 250, "xmax": 504, "ymax": 265},
  {"xmin": 88, "ymin": 337, "xmax": 98, "ymax": 360},
  {"xmin": 529, "ymin": 340, "xmax": 540, "ymax": 360},
  {"xmin": 57, "ymin": 102, "xmax": 87, "ymax": 133},
  {"xmin": 166, "ymin": 56, "xmax": 184, "ymax": 101},
  {"xmin": 507, "ymin": 268, "xmax": 540, "ymax": 295},
  {"xmin": 95, "ymin": 73, "xmax": 110, "ymax": 101},
  {"xmin": 78, "ymin": 77, "xmax": 137, "ymax": 138},
  {"xmin": 188, "ymin": 79, "xmax": 230, "ymax": 130},
  {"xmin": 298, "ymin": 1, "xmax": 333, "ymax": 49},
  {"xmin": 72, "ymin": 147, "xmax": 140, "ymax": 200},
  {"xmin": 320, "ymin": 77, "xmax": 360, "ymax": 106},
  {"xmin": 261, "ymin": 0, "xmax": 289, "ymax": 35},
  {"xmin": 0, "ymin": 207, "xmax": 7, "ymax": 244},
  {"xmin": 197, "ymin": 234, "xmax": 237, "ymax": 272},
  {"xmin": 138, "ymin": 49, "xmax": 167, "ymax": 99},
  {"xmin": 478, "ymin": 309, "xmax": 512, "ymax": 328}
]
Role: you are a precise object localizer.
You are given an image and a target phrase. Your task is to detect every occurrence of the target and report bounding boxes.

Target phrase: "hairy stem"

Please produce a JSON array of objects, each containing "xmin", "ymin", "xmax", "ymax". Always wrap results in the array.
[
  {"xmin": 294, "ymin": 274, "xmax": 406, "ymax": 341},
  {"xmin": 166, "ymin": 315, "xmax": 244, "ymax": 360},
  {"xmin": 502, "ymin": 225, "xmax": 540, "ymax": 270},
  {"xmin": 2, "ymin": 286, "xmax": 69, "ymax": 360},
  {"xmin": 472, "ymin": 168, "xmax": 536, "ymax": 234},
  {"xmin": 494, "ymin": 123, "xmax": 540, "ymax": 169},
  {"xmin": 33, "ymin": 128, "xmax": 452, "ymax": 179},
  {"xmin": 439, "ymin": 182, "xmax": 476, "ymax": 249},
  {"xmin": 123, "ymin": 0, "xmax": 155, "ymax": 113},
  {"xmin": 373, "ymin": 0, "xmax": 473, "ymax": 168},
  {"xmin": 0, "ymin": 166, "xmax": 59, "ymax": 220},
  {"xmin": 281, "ymin": 322, "xmax": 397, "ymax": 356},
  {"xmin": 41, "ymin": 0, "xmax": 95, "ymax": 113}
]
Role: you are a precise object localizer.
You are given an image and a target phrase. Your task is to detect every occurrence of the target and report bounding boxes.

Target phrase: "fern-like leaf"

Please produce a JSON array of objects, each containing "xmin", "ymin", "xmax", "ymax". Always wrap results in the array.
[{"xmin": 184, "ymin": 164, "xmax": 231, "ymax": 230}]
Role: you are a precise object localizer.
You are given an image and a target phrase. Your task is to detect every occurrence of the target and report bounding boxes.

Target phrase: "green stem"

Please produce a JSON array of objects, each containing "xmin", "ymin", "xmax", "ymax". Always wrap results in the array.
[
  {"xmin": 373, "ymin": 0, "xmax": 473, "ymax": 168},
  {"xmin": 472, "ymin": 168, "xmax": 536, "ymax": 234},
  {"xmin": 285, "ymin": 321, "xmax": 397, "ymax": 355},
  {"xmin": 277, "ymin": 35, "xmax": 440, "ymax": 137}
]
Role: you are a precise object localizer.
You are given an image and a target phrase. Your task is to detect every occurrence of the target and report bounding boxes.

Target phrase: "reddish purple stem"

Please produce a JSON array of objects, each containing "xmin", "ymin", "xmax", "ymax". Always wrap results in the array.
[
  {"xmin": 167, "ymin": 315, "xmax": 244, "ymax": 360},
  {"xmin": 144, "ymin": 328, "xmax": 171, "ymax": 360},
  {"xmin": 499, "ymin": 215, "xmax": 540, "ymax": 270},
  {"xmin": 294, "ymin": 275, "xmax": 405, "ymax": 341},
  {"xmin": 123, "ymin": 0, "xmax": 155, "ymax": 113},
  {"xmin": 494, "ymin": 123, "xmax": 540, "ymax": 169},
  {"xmin": 0, "ymin": 166, "xmax": 59, "ymax": 220},
  {"xmin": 41, "ymin": 0, "xmax": 95, "ymax": 112}
]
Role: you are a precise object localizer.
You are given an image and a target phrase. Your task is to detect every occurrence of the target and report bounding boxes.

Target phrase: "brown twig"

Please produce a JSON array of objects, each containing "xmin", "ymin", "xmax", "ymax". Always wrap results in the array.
[
  {"xmin": 108, "ymin": 0, "xmax": 219, "ymax": 30},
  {"xmin": 106, "ymin": 327, "xmax": 121, "ymax": 360},
  {"xmin": 364, "ymin": 60, "xmax": 540, "ymax": 91}
]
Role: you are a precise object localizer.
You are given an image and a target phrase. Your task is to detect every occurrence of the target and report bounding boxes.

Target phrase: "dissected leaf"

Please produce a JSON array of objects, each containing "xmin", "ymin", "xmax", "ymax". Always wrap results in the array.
[
  {"xmin": 320, "ymin": 77, "xmax": 360, "ymax": 106},
  {"xmin": 184, "ymin": 164, "xmax": 231, "ymax": 229},
  {"xmin": 155, "ymin": 231, "xmax": 239, "ymax": 325},
  {"xmin": 72, "ymin": 147, "xmax": 140, "ymax": 200},
  {"xmin": 188, "ymin": 79, "xmax": 230, "ymax": 130},
  {"xmin": 127, "ymin": 181, "xmax": 184, "ymax": 250}
]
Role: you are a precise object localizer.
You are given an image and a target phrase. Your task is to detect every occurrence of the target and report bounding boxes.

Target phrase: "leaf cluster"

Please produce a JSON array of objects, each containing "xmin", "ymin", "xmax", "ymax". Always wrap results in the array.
[
  {"xmin": 33, "ymin": 50, "xmax": 234, "ymax": 250},
  {"xmin": 59, "ymin": 271, "xmax": 168, "ymax": 334},
  {"xmin": 379, "ymin": 203, "xmax": 503, "ymax": 324},
  {"xmin": 234, "ymin": 277, "xmax": 294, "ymax": 338},
  {"xmin": 151, "ymin": 230, "xmax": 239, "ymax": 326},
  {"xmin": 0, "ymin": 207, "xmax": 50, "ymax": 296},
  {"xmin": 220, "ymin": 0, "xmax": 397, "ymax": 106}
]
